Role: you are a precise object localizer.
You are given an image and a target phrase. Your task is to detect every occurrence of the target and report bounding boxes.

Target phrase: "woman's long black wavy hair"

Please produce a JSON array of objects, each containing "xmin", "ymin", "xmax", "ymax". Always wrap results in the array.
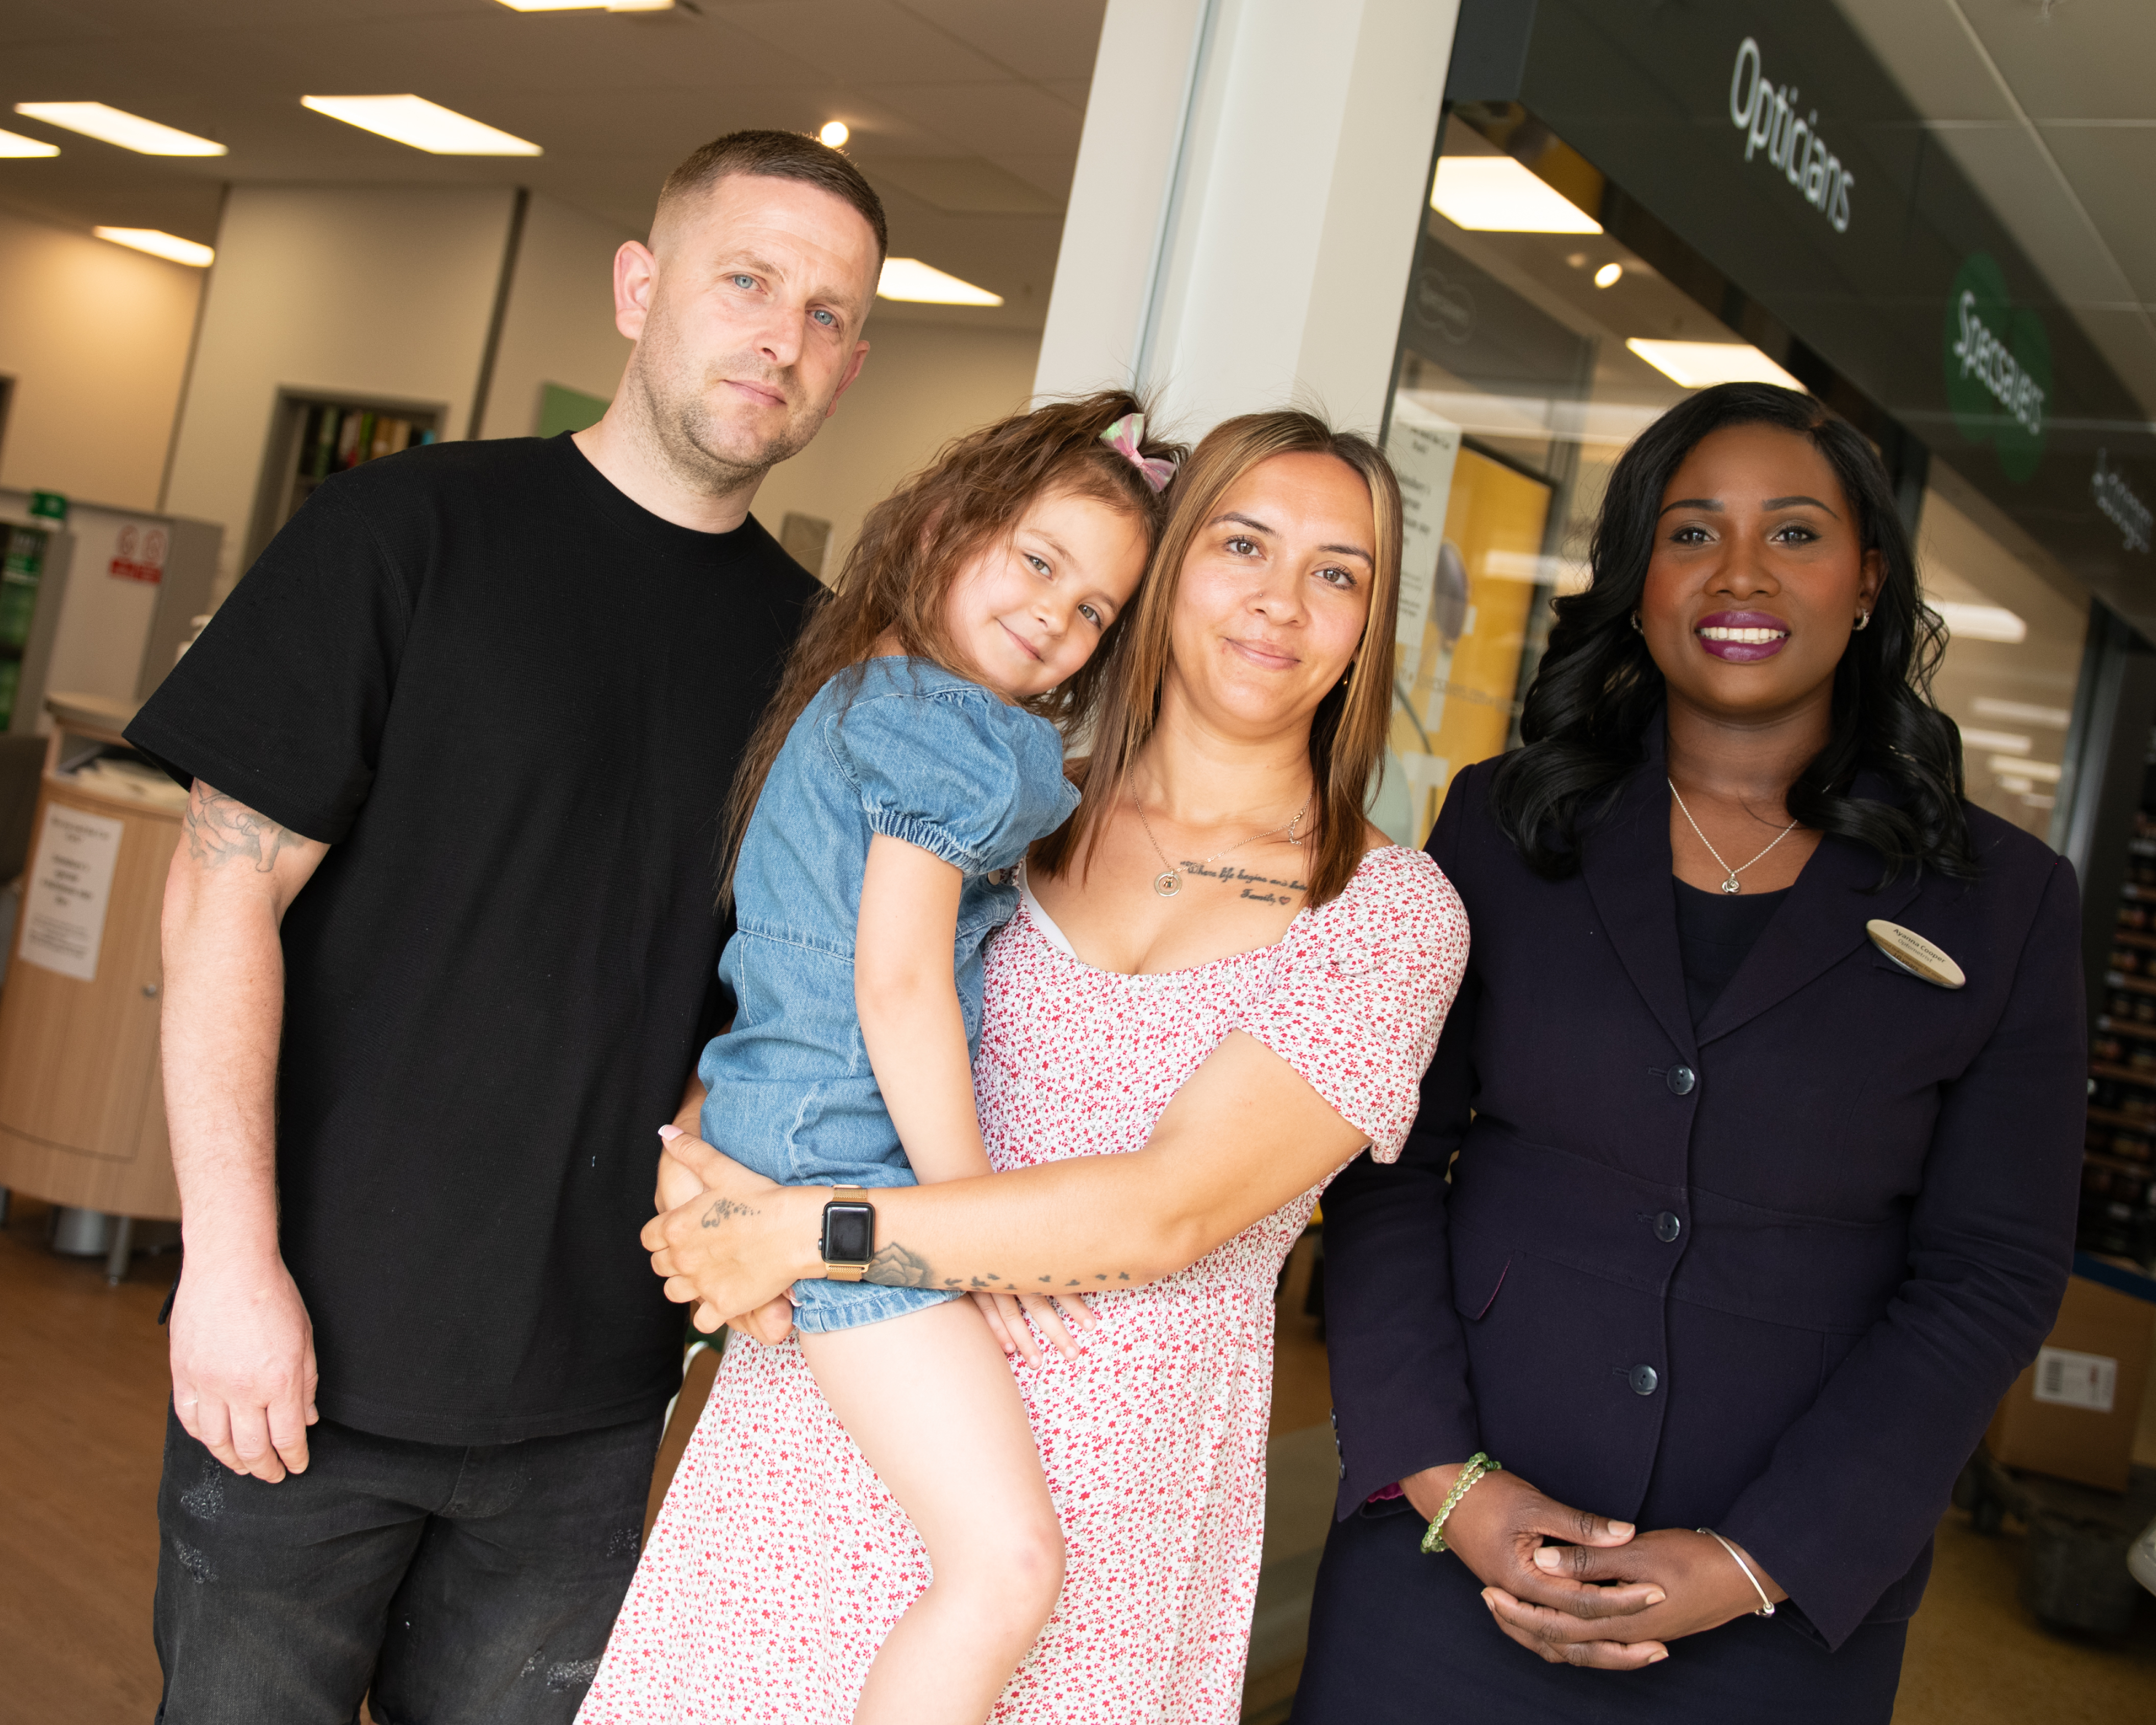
[{"xmin": 1491, "ymin": 382, "xmax": 1976, "ymax": 882}]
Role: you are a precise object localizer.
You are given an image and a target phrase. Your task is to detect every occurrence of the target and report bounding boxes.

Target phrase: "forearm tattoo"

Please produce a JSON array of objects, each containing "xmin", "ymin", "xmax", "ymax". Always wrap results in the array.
[
  {"xmin": 863, "ymin": 1239, "xmax": 1134, "ymax": 1293},
  {"xmin": 184, "ymin": 782, "xmax": 303, "ymax": 872},
  {"xmin": 1177, "ymin": 860, "xmax": 1309, "ymax": 908}
]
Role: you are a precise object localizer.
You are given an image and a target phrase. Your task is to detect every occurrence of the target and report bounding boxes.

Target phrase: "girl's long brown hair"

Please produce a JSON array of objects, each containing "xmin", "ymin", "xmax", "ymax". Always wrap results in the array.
[
  {"xmin": 1032, "ymin": 410, "xmax": 1403, "ymax": 909},
  {"xmin": 719, "ymin": 390, "xmax": 1185, "ymax": 904}
]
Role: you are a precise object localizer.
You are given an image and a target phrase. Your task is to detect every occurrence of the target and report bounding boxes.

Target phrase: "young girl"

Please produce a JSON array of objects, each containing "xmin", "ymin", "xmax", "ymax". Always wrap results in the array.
[{"xmin": 658, "ymin": 393, "xmax": 1182, "ymax": 1725}]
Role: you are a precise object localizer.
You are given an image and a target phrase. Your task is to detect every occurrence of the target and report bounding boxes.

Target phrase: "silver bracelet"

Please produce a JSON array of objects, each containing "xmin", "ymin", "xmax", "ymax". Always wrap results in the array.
[{"xmin": 1697, "ymin": 1528, "xmax": 1776, "ymax": 1618}]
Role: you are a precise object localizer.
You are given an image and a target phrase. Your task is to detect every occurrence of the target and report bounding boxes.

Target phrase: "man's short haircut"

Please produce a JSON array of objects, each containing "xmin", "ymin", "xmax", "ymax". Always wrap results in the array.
[{"xmin": 655, "ymin": 129, "xmax": 889, "ymax": 261}]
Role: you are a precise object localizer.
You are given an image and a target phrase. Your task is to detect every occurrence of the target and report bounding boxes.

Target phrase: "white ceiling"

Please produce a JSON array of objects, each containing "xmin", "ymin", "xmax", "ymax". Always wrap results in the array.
[
  {"xmin": 1838, "ymin": 0, "xmax": 2156, "ymax": 421},
  {"xmin": 0, "ymin": 0, "xmax": 1107, "ymax": 331}
]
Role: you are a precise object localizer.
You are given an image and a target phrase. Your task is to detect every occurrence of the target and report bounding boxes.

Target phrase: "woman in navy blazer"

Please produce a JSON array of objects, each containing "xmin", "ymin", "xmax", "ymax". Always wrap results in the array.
[{"xmin": 1294, "ymin": 384, "xmax": 2085, "ymax": 1720}]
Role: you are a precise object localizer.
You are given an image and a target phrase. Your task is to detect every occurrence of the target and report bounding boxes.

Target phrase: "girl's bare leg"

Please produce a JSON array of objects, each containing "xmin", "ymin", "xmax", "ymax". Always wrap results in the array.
[{"xmin": 800, "ymin": 1298, "xmax": 1064, "ymax": 1725}]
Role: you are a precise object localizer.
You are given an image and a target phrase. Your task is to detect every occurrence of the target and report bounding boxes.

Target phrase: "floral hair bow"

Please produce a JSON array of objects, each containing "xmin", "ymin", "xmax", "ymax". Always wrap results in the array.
[{"xmin": 1099, "ymin": 413, "xmax": 1178, "ymax": 494}]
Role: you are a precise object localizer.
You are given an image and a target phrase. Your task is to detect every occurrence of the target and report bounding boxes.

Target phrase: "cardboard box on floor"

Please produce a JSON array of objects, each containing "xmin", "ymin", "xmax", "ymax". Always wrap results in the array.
[{"xmin": 1987, "ymin": 1273, "xmax": 2153, "ymax": 1492}]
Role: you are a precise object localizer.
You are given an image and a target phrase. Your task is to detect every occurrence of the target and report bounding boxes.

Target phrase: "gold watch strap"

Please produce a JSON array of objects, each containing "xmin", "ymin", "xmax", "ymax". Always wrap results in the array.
[{"xmin": 824, "ymin": 1185, "xmax": 870, "ymax": 1282}]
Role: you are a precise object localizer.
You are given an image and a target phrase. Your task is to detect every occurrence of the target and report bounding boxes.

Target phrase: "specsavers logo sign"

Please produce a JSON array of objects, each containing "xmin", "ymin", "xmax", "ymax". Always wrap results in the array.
[{"xmin": 1943, "ymin": 253, "xmax": 2050, "ymax": 483}]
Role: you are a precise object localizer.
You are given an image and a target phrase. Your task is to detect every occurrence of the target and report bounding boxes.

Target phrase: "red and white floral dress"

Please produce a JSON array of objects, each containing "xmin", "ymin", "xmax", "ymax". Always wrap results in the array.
[{"xmin": 580, "ymin": 846, "xmax": 1468, "ymax": 1725}]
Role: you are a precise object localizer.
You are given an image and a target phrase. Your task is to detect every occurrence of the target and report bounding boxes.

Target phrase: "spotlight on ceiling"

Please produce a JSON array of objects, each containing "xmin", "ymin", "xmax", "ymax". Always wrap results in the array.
[
  {"xmin": 1593, "ymin": 262, "xmax": 1623, "ymax": 289},
  {"xmin": 13, "ymin": 102, "xmax": 225, "ymax": 156},
  {"xmin": 95, "ymin": 227, "xmax": 215, "ymax": 267},
  {"xmin": 819, "ymin": 120, "xmax": 850, "ymax": 149},
  {"xmin": 878, "ymin": 259, "xmax": 1002, "ymax": 306}
]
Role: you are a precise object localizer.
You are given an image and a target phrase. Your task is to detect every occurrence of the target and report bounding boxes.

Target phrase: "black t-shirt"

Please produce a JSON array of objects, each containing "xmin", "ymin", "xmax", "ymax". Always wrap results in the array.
[
  {"xmin": 1672, "ymin": 877, "xmax": 1791, "ymax": 1025},
  {"xmin": 128, "ymin": 434, "xmax": 816, "ymax": 1445}
]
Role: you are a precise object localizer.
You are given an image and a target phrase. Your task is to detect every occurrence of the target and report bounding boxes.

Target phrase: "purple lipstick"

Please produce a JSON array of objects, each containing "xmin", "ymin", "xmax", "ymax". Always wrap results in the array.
[{"xmin": 1694, "ymin": 609, "xmax": 1789, "ymax": 663}]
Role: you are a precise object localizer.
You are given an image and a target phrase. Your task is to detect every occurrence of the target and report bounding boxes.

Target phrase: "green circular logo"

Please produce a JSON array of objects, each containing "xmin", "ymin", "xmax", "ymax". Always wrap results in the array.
[{"xmin": 1942, "ymin": 253, "xmax": 2050, "ymax": 483}]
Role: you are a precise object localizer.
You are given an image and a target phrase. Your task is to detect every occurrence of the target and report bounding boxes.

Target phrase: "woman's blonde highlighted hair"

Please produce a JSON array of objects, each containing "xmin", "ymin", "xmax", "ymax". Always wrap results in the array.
[{"xmin": 1033, "ymin": 409, "xmax": 1403, "ymax": 909}]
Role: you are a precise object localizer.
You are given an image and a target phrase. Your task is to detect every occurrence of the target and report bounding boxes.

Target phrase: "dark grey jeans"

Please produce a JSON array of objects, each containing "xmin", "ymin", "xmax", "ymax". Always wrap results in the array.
[{"xmin": 152, "ymin": 1407, "xmax": 664, "ymax": 1725}]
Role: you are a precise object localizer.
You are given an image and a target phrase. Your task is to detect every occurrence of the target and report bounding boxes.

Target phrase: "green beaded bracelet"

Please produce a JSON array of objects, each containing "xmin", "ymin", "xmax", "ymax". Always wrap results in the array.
[{"xmin": 1420, "ymin": 1452, "xmax": 1502, "ymax": 1555}]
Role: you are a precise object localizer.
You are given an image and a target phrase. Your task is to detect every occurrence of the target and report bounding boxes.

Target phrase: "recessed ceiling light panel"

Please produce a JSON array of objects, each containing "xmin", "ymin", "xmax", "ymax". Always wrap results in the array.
[
  {"xmin": 13, "ymin": 102, "xmax": 225, "ymax": 156},
  {"xmin": 301, "ymin": 95, "xmax": 542, "ymax": 156},
  {"xmin": 1430, "ymin": 155, "xmax": 1600, "ymax": 233},
  {"xmin": 0, "ymin": 128, "xmax": 59, "ymax": 158},
  {"xmin": 878, "ymin": 258, "xmax": 1002, "ymax": 306},
  {"xmin": 1624, "ymin": 338, "xmax": 1800, "ymax": 390},
  {"xmin": 94, "ymin": 227, "xmax": 215, "ymax": 267}
]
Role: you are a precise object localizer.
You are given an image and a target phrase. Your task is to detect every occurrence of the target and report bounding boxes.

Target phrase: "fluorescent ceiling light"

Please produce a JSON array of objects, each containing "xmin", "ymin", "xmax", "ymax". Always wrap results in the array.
[
  {"xmin": 1932, "ymin": 599, "xmax": 2027, "ymax": 644},
  {"xmin": 1624, "ymin": 338, "xmax": 1801, "ymax": 390},
  {"xmin": 94, "ymin": 227, "xmax": 214, "ymax": 267},
  {"xmin": 301, "ymin": 95, "xmax": 541, "ymax": 156},
  {"xmin": 1430, "ymin": 155, "xmax": 1600, "ymax": 233},
  {"xmin": 495, "ymin": 1, "xmax": 673, "ymax": 9},
  {"xmin": 0, "ymin": 128, "xmax": 59, "ymax": 158},
  {"xmin": 1957, "ymin": 726, "xmax": 2029, "ymax": 755},
  {"xmin": 878, "ymin": 258, "xmax": 1002, "ymax": 306},
  {"xmin": 14, "ymin": 102, "xmax": 225, "ymax": 156}
]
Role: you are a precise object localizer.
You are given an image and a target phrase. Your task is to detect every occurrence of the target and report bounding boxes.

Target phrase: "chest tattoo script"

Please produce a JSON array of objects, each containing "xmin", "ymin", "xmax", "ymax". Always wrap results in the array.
[{"xmin": 1176, "ymin": 859, "xmax": 1310, "ymax": 908}]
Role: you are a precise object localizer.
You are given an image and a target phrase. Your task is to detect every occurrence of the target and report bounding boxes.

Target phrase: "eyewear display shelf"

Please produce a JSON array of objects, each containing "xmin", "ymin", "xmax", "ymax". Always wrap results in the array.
[{"xmin": 2087, "ymin": 808, "xmax": 2156, "ymax": 1268}]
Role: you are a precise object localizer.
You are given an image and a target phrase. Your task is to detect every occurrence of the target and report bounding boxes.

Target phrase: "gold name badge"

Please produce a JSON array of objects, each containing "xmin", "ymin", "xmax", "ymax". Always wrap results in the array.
[{"xmin": 1867, "ymin": 919, "xmax": 1966, "ymax": 990}]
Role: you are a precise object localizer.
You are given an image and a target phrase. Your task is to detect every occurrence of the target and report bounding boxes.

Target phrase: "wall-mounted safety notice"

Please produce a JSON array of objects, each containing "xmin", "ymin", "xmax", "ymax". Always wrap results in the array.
[{"xmin": 20, "ymin": 803, "xmax": 123, "ymax": 982}]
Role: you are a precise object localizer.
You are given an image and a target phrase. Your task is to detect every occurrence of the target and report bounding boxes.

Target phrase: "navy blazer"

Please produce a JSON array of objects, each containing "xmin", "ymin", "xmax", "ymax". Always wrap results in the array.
[{"xmin": 1324, "ymin": 727, "xmax": 2085, "ymax": 1649}]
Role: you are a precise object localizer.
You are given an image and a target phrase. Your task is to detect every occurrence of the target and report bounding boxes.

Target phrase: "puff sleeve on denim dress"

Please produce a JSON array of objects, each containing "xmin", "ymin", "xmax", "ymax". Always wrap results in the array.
[{"xmin": 699, "ymin": 657, "xmax": 1080, "ymax": 1333}]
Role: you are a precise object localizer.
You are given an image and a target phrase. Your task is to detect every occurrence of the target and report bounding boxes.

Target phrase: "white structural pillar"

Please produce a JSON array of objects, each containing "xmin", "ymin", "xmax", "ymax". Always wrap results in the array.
[{"xmin": 1035, "ymin": 0, "xmax": 1461, "ymax": 440}]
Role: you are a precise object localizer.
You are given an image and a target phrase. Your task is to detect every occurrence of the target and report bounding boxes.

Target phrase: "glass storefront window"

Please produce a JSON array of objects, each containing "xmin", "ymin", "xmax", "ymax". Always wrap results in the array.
[
  {"xmin": 1914, "ymin": 468, "xmax": 2089, "ymax": 842},
  {"xmin": 1372, "ymin": 107, "xmax": 2094, "ymax": 854},
  {"xmin": 1376, "ymin": 109, "xmax": 1767, "ymax": 842}
]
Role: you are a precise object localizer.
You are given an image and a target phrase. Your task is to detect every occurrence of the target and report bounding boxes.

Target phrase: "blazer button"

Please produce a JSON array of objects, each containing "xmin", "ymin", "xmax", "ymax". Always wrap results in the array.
[
  {"xmin": 1654, "ymin": 1211, "xmax": 1683, "ymax": 1243},
  {"xmin": 1666, "ymin": 1065, "xmax": 1696, "ymax": 1096},
  {"xmin": 1629, "ymin": 1364, "xmax": 1660, "ymax": 1396}
]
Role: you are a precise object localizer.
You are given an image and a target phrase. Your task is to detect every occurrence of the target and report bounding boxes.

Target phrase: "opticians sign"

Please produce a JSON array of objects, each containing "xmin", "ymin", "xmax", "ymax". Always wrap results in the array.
[
  {"xmin": 1728, "ymin": 36, "xmax": 1852, "ymax": 234},
  {"xmin": 1943, "ymin": 253, "xmax": 2050, "ymax": 483}
]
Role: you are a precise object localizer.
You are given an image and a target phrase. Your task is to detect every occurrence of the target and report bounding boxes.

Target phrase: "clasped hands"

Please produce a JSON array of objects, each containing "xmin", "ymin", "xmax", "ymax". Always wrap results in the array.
[
  {"xmin": 1405, "ymin": 1464, "xmax": 1787, "ymax": 1669},
  {"xmin": 643, "ymin": 1126, "xmax": 1093, "ymax": 1367}
]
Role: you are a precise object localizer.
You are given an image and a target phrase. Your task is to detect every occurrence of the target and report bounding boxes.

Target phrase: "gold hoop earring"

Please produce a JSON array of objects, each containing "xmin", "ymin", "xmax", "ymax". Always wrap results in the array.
[{"xmin": 1853, "ymin": 611, "xmax": 1871, "ymax": 632}]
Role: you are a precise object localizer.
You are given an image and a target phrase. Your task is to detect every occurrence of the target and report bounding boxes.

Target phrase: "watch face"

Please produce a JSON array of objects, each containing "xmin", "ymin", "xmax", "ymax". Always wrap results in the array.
[{"xmin": 823, "ymin": 1202, "xmax": 874, "ymax": 1265}]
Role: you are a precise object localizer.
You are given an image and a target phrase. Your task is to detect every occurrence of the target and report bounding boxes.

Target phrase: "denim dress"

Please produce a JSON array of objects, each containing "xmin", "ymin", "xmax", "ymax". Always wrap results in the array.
[{"xmin": 699, "ymin": 657, "xmax": 1081, "ymax": 1332}]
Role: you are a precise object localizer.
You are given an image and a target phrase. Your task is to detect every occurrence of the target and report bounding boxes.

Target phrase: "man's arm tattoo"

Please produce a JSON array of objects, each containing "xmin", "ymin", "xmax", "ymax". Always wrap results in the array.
[
  {"xmin": 699, "ymin": 1196, "xmax": 758, "ymax": 1230},
  {"xmin": 184, "ymin": 782, "xmax": 304, "ymax": 872}
]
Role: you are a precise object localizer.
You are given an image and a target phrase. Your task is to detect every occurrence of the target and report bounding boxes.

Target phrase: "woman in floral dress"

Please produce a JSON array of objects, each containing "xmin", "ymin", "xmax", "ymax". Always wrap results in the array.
[{"xmin": 584, "ymin": 411, "xmax": 1472, "ymax": 1725}]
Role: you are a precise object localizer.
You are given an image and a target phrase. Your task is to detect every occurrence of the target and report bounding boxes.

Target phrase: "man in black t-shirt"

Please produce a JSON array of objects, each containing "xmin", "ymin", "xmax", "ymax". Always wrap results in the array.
[{"xmin": 128, "ymin": 131, "xmax": 882, "ymax": 1724}]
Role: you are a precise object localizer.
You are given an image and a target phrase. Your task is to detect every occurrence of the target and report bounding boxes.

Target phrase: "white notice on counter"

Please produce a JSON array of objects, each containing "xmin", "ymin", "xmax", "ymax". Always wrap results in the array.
[
  {"xmin": 20, "ymin": 803, "xmax": 124, "ymax": 983},
  {"xmin": 1387, "ymin": 404, "xmax": 1462, "ymax": 683}
]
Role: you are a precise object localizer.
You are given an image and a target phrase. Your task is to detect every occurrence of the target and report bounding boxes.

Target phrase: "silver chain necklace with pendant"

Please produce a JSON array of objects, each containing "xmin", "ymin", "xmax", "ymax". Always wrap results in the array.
[
  {"xmin": 1134, "ymin": 797, "xmax": 1308, "ymax": 898},
  {"xmin": 1667, "ymin": 778, "xmax": 1799, "ymax": 894}
]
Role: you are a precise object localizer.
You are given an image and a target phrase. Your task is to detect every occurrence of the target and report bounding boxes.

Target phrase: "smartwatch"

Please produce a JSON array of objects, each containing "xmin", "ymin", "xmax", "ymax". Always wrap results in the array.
[{"xmin": 820, "ymin": 1185, "xmax": 875, "ymax": 1282}]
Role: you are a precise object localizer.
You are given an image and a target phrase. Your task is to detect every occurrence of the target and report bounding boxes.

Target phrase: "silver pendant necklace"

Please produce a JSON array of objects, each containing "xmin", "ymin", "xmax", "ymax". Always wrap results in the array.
[
  {"xmin": 1134, "ymin": 797, "xmax": 1307, "ymax": 898},
  {"xmin": 1667, "ymin": 778, "xmax": 1798, "ymax": 894}
]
